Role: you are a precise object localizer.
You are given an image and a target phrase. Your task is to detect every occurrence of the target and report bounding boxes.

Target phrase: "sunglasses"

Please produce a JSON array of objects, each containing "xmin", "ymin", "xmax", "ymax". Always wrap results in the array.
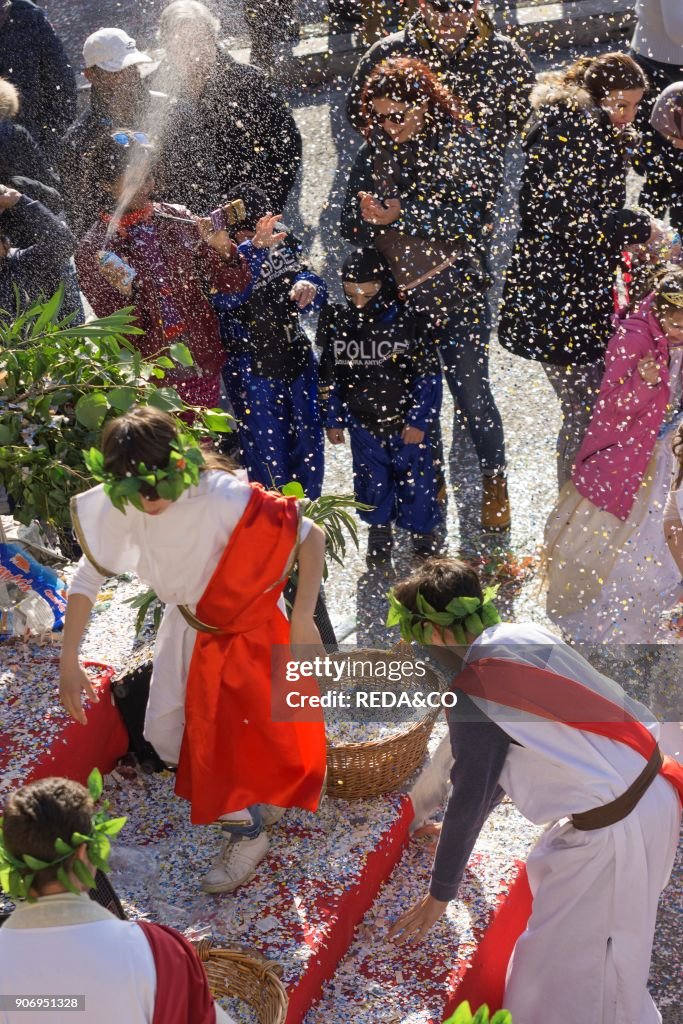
[
  {"xmin": 111, "ymin": 130, "xmax": 150, "ymax": 147},
  {"xmin": 374, "ymin": 107, "xmax": 421, "ymax": 126}
]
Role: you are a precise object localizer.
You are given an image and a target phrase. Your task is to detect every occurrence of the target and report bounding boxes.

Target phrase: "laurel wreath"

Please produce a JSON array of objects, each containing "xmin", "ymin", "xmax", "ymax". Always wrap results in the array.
[
  {"xmin": 0, "ymin": 768, "xmax": 126, "ymax": 903},
  {"xmin": 84, "ymin": 435, "xmax": 204, "ymax": 513},
  {"xmin": 386, "ymin": 585, "xmax": 501, "ymax": 645}
]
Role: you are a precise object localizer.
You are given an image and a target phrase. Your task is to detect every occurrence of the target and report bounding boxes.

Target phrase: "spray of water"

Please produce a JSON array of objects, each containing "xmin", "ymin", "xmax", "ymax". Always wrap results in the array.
[{"xmin": 104, "ymin": 2, "xmax": 219, "ymax": 242}]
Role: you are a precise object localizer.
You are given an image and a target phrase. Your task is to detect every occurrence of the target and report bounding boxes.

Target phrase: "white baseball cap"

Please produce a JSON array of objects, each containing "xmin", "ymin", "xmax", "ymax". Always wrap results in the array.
[{"xmin": 83, "ymin": 28, "xmax": 152, "ymax": 73}]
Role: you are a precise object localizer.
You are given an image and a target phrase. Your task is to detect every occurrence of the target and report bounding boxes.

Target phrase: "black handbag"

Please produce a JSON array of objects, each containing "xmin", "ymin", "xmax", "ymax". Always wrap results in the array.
[{"xmin": 111, "ymin": 651, "xmax": 166, "ymax": 774}]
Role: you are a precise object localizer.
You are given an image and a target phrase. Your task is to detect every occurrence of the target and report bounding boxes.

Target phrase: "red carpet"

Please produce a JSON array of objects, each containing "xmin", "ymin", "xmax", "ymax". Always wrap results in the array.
[
  {"xmin": 1, "ymin": 648, "xmax": 530, "ymax": 1021},
  {"xmin": 26, "ymin": 664, "xmax": 128, "ymax": 786},
  {"xmin": 0, "ymin": 652, "xmax": 128, "ymax": 795},
  {"xmin": 285, "ymin": 795, "xmax": 414, "ymax": 1023},
  {"xmin": 444, "ymin": 864, "xmax": 533, "ymax": 1017}
]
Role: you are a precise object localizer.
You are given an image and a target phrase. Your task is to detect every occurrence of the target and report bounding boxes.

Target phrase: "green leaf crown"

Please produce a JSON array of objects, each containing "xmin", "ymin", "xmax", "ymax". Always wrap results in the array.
[
  {"xmin": 386, "ymin": 585, "xmax": 501, "ymax": 645},
  {"xmin": 0, "ymin": 769, "xmax": 126, "ymax": 903},
  {"xmin": 84, "ymin": 434, "xmax": 205, "ymax": 513}
]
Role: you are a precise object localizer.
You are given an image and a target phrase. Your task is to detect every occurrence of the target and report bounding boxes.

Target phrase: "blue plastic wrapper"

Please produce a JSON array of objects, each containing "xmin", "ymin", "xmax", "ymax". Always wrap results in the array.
[{"xmin": 0, "ymin": 543, "xmax": 68, "ymax": 631}]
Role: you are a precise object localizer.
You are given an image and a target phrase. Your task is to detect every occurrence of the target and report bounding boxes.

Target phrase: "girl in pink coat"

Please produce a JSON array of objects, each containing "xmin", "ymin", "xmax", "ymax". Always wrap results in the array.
[{"xmin": 544, "ymin": 266, "xmax": 683, "ymax": 642}]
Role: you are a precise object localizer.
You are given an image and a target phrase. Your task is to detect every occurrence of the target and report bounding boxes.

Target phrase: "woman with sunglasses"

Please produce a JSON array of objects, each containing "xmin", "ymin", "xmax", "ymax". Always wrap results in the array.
[
  {"xmin": 75, "ymin": 130, "xmax": 284, "ymax": 411},
  {"xmin": 341, "ymin": 55, "xmax": 510, "ymax": 531}
]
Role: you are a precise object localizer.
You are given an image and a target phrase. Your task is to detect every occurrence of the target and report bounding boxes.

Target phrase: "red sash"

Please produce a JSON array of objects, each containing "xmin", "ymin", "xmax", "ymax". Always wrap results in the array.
[
  {"xmin": 456, "ymin": 657, "xmax": 683, "ymax": 806},
  {"xmin": 137, "ymin": 922, "xmax": 215, "ymax": 1024},
  {"xmin": 175, "ymin": 484, "xmax": 327, "ymax": 824}
]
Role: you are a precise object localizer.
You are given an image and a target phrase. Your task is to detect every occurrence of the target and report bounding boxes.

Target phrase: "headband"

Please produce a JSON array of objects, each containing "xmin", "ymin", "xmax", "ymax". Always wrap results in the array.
[
  {"xmin": 0, "ymin": 769, "xmax": 126, "ymax": 903},
  {"xmin": 387, "ymin": 585, "xmax": 500, "ymax": 644},
  {"xmin": 84, "ymin": 433, "xmax": 204, "ymax": 512}
]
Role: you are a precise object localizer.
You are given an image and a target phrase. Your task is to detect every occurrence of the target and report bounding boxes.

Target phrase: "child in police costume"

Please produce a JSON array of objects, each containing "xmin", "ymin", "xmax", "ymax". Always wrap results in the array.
[
  {"xmin": 215, "ymin": 183, "xmax": 326, "ymax": 498},
  {"xmin": 317, "ymin": 248, "xmax": 443, "ymax": 566}
]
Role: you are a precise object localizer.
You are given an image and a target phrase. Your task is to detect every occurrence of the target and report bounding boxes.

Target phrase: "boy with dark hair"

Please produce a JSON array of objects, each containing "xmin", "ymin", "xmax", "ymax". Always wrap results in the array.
[
  {"xmin": 318, "ymin": 248, "xmax": 442, "ymax": 566},
  {"xmin": 0, "ymin": 775, "xmax": 235, "ymax": 1022},
  {"xmin": 216, "ymin": 183, "xmax": 326, "ymax": 497},
  {"xmin": 387, "ymin": 557, "xmax": 683, "ymax": 1024}
]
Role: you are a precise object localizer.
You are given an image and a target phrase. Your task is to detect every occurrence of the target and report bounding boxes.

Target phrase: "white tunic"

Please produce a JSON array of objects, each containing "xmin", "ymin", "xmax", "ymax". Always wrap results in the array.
[
  {"xmin": 70, "ymin": 471, "xmax": 310, "ymax": 764},
  {"xmin": 0, "ymin": 893, "xmax": 235, "ymax": 1024},
  {"xmin": 466, "ymin": 623, "xmax": 681, "ymax": 1024}
]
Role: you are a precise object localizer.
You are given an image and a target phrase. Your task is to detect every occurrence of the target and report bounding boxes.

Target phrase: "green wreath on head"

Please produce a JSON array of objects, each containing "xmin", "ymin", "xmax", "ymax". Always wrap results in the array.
[
  {"xmin": 386, "ymin": 585, "xmax": 501, "ymax": 645},
  {"xmin": 0, "ymin": 769, "xmax": 126, "ymax": 903},
  {"xmin": 84, "ymin": 434, "xmax": 205, "ymax": 513}
]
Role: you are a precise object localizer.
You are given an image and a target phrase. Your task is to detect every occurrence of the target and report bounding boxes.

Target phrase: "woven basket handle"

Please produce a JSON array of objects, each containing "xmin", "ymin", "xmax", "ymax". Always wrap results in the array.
[
  {"xmin": 390, "ymin": 639, "xmax": 413, "ymax": 659},
  {"xmin": 192, "ymin": 938, "xmax": 284, "ymax": 978},
  {"xmin": 230, "ymin": 942, "xmax": 284, "ymax": 976}
]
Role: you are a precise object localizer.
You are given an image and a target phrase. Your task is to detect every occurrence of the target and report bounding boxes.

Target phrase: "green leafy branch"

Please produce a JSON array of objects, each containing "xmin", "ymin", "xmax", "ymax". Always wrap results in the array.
[
  {"xmin": 386, "ymin": 585, "xmax": 501, "ymax": 645},
  {"xmin": 0, "ymin": 290, "xmax": 232, "ymax": 550},
  {"xmin": 443, "ymin": 1002, "xmax": 512, "ymax": 1024},
  {"xmin": 125, "ymin": 588, "xmax": 165, "ymax": 636},
  {"xmin": 281, "ymin": 482, "xmax": 371, "ymax": 580}
]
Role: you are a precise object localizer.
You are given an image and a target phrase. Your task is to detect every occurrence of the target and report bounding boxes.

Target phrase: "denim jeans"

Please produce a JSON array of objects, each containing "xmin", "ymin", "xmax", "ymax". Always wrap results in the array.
[
  {"xmin": 437, "ymin": 301, "xmax": 506, "ymax": 475},
  {"xmin": 219, "ymin": 804, "xmax": 263, "ymax": 839}
]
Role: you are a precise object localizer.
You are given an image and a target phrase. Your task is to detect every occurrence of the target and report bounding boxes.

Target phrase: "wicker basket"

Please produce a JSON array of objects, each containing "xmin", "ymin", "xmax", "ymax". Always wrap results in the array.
[
  {"xmin": 194, "ymin": 940, "xmax": 288, "ymax": 1024},
  {"xmin": 325, "ymin": 645, "xmax": 444, "ymax": 800}
]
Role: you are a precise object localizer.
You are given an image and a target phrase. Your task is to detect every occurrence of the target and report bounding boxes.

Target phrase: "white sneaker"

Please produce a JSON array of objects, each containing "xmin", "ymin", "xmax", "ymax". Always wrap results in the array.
[
  {"xmin": 260, "ymin": 804, "xmax": 287, "ymax": 827},
  {"xmin": 201, "ymin": 832, "xmax": 270, "ymax": 894}
]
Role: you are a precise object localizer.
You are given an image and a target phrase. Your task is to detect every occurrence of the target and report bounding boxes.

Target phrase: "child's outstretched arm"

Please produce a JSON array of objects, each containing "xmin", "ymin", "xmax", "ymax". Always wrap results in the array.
[
  {"xmin": 290, "ymin": 270, "xmax": 327, "ymax": 312},
  {"xmin": 59, "ymin": 557, "xmax": 107, "ymax": 724},
  {"xmin": 200, "ymin": 213, "xmax": 286, "ymax": 312},
  {"xmin": 388, "ymin": 710, "xmax": 510, "ymax": 945},
  {"xmin": 290, "ymin": 523, "xmax": 326, "ymax": 657},
  {"xmin": 59, "ymin": 593, "xmax": 98, "ymax": 725}
]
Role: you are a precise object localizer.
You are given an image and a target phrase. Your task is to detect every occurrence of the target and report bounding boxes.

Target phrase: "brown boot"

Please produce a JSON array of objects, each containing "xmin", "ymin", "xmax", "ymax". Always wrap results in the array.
[{"xmin": 482, "ymin": 474, "xmax": 511, "ymax": 531}]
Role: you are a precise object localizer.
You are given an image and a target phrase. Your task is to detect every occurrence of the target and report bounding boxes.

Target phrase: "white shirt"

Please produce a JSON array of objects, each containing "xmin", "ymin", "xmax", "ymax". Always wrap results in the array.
[{"xmin": 0, "ymin": 893, "xmax": 235, "ymax": 1024}]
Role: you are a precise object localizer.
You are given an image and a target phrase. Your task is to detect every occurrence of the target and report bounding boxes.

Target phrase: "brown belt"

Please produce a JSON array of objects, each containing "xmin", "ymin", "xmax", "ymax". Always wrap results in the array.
[{"xmin": 571, "ymin": 745, "xmax": 663, "ymax": 831}]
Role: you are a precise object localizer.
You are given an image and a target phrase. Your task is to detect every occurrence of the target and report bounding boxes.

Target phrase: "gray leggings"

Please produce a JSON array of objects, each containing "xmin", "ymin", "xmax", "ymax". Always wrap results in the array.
[{"xmin": 543, "ymin": 361, "xmax": 604, "ymax": 489}]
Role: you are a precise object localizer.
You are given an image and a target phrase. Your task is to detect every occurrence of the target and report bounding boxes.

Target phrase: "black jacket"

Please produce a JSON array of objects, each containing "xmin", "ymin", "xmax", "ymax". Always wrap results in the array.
[
  {"xmin": 0, "ymin": 194, "xmax": 75, "ymax": 315},
  {"xmin": 317, "ymin": 301, "xmax": 442, "ymax": 436},
  {"xmin": 346, "ymin": 11, "xmax": 535, "ymax": 198},
  {"xmin": 498, "ymin": 80, "xmax": 651, "ymax": 367},
  {"xmin": 340, "ymin": 125, "xmax": 493, "ymax": 256},
  {"xmin": 636, "ymin": 140, "xmax": 683, "ymax": 236},
  {"xmin": 217, "ymin": 233, "xmax": 326, "ymax": 383},
  {"xmin": 0, "ymin": 120, "xmax": 58, "ymax": 194},
  {"xmin": 0, "ymin": 0, "xmax": 76, "ymax": 162},
  {"xmin": 149, "ymin": 50, "xmax": 302, "ymax": 215}
]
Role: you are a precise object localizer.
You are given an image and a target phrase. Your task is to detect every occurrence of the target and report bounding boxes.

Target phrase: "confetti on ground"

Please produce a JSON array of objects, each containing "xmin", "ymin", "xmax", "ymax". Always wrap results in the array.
[
  {"xmin": 0, "ymin": 642, "xmax": 106, "ymax": 799},
  {"xmin": 100, "ymin": 767, "xmax": 413, "ymax": 1023},
  {"xmin": 304, "ymin": 802, "xmax": 541, "ymax": 1024}
]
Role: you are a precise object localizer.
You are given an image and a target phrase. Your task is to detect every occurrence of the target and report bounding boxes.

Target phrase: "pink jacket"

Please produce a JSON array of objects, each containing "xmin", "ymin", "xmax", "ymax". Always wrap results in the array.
[{"xmin": 572, "ymin": 297, "xmax": 675, "ymax": 521}]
